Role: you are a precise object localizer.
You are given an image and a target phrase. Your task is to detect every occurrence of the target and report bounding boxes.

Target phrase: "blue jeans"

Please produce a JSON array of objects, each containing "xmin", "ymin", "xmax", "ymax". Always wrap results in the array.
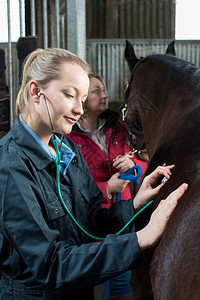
[{"xmin": 109, "ymin": 270, "xmax": 133, "ymax": 296}]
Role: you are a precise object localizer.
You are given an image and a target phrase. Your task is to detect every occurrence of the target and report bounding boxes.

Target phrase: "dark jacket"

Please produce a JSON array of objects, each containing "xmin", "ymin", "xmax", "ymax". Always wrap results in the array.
[
  {"xmin": 0, "ymin": 119, "xmax": 140, "ymax": 299},
  {"xmin": 67, "ymin": 110, "xmax": 147, "ymax": 208}
]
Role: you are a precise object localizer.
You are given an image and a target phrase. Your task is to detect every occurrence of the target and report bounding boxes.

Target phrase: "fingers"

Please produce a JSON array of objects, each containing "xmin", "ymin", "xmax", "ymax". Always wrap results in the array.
[
  {"xmin": 134, "ymin": 163, "xmax": 183, "ymax": 212},
  {"xmin": 119, "ymin": 180, "xmax": 130, "ymax": 192},
  {"xmin": 155, "ymin": 164, "xmax": 175, "ymax": 178},
  {"xmin": 121, "ymin": 165, "xmax": 128, "ymax": 171},
  {"xmin": 112, "ymin": 172, "xmax": 121, "ymax": 179},
  {"xmin": 150, "ymin": 182, "xmax": 165, "ymax": 194},
  {"xmin": 142, "ymin": 183, "xmax": 189, "ymax": 249},
  {"xmin": 109, "ymin": 173, "xmax": 130, "ymax": 193},
  {"xmin": 152, "ymin": 180, "xmax": 188, "ymax": 208},
  {"xmin": 164, "ymin": 182, "xmax": 188, "ymax": 210},
  {"xmin": 113, "ymin": 156, "xmax": 134, "ymax": 172},
  {"xmin": 113, "ymin": 158, "xmax": 125, "ymax": 169},
  {"xmin": 113, "ymin": 156, "xmax": 130, "ymax": 166},
  {"xmin": 156, "ymin": 183, "xmax": 188, "ymax": 219},
  {"xmin": 144, "ymin": 164, "xmax": 175, "ymax": 187}
]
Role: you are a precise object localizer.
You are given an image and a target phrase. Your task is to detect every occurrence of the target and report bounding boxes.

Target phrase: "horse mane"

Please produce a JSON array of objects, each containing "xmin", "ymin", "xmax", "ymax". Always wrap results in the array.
[{"xmin": 131, "ymin": 54, "xmax": 200, "ymax": 96}]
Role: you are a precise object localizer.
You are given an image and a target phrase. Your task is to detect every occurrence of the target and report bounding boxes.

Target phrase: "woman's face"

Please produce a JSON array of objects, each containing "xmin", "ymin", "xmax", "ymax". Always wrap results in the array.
[
  {"xmin": 85, "ymin": 77, "xmax": 109, "ymax": 115},
  {"xmin": 39, "ymin": 63, "xmax": 89, "ymax": 135}
]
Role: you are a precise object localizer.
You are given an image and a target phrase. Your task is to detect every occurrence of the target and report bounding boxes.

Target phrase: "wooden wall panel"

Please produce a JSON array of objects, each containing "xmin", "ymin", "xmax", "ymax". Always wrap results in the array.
[{"xmin": 86, "ymin": 0, "xmax": 175, "ymax": 39}]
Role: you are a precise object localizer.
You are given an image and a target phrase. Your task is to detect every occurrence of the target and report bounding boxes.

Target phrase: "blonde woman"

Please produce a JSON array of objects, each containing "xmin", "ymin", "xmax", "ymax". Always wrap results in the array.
[{"xmin": 0, "ymin": 48, "xmax": 188, "ymax": 299}]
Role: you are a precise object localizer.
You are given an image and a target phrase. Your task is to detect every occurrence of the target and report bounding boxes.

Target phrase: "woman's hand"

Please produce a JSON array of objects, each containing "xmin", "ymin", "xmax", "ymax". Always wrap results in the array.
[
  {"xmin": 113, "ymin": 156, "xmax": 135, "ymax": 173},
  {"xmin": 136, "ymin": 183, "xmax": 188, "ymax": 250},
  {"xmin": 107, "ymin": 173, "xmax": 130, "ymax": 194},
  {"xmin": 134, "ymin": 164, "xmax": 175, "ymax": 211}
]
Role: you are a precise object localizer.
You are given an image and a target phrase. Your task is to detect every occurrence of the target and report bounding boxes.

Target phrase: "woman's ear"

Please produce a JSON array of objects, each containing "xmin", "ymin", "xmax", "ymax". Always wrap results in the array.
[{"xmin": 29, "ymin": 81, "xmax": 40, "ymax": 103}]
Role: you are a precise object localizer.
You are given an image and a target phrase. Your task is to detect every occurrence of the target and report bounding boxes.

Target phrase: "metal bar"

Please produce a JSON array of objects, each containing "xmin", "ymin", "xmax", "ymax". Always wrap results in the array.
[
  {"xmin": 61, "ymin": 15, "xmax": 65, "ymax": 48},
  {"xmin": 197, "ymin": 44, "xmax": 200, "ymax": 67},
  {"xmin": 7, "ymin": 0, "xmax": 13, "ymax": 126},
  {"xmin": 92, "ymin": 42, "xmax": 97, "ymax": 73},
  {"xmin": 55, "ymin": 0, "xmax": 60, "ymax": 47},
  {"xmin": 43, "ymin": 0, "xmax": 48, "ymax": 49},
  {"xmin": 19, "ymin": 0, "xmax": 25, "ymax": 37},
  {"xmin": 30, "ymin": 0, "xmax": 36, "ymax": 36}
]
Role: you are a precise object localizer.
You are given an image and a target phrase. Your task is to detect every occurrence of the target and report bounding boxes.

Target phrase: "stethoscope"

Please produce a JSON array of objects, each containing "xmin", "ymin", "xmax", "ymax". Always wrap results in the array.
[{"xmin": 38, "ymin": 92, "xmax": 154, "ymax": 241}]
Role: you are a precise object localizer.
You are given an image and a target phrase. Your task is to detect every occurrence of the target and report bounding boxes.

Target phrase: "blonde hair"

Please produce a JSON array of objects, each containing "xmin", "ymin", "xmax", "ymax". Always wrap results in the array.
[{"xmin": 16, "ymin": 48, "xmax": 90, "ymax": 114}]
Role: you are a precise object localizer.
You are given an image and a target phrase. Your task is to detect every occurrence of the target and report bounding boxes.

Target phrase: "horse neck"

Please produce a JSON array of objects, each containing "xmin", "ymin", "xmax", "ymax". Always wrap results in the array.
[
  {"xmin": 140, "ymin": 91, "xmax": 184, "ymax": 160},
  {"xmin": 142, "ymin": 92, "xmax": 200, "ymax": 160}
]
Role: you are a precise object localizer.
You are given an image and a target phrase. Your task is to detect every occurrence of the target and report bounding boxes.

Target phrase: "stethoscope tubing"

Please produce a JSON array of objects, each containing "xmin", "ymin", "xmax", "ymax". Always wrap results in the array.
[{"xmin": 42, "ymin": 92, "xmax": 154, "ymax": 241}]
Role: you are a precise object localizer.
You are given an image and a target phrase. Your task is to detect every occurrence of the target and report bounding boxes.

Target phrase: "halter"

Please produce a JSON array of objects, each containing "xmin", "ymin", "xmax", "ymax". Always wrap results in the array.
[
  {"xmin": 120, "ymin": 57, "xmax": 148, "ymax": 154},
  {"xmin": 121, "ymin": 56, "xmax": 148, "ymax": 121},
  {"xmin": 121, "ymin": 82, "xmax": 129, "ymax": 122}
]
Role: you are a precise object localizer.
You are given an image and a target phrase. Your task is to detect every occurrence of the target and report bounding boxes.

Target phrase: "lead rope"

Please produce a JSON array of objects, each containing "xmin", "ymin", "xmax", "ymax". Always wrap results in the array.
[
  {"xmin": 103, "ymin": 164, "xmax": 143, "ymax": 300},
  {"xmin": 116, "ymin": 165, "xmax": 142, "ymax": 201}
]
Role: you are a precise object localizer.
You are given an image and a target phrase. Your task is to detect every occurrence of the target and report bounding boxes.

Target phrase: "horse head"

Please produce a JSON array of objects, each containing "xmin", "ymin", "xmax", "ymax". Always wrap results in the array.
[
  {"xmin": 123, "ymin": 50, "xmax": 200, "ymax": 159},
  {"xmin": 122, "ymin": 40, "xmax": 176, "ymax": 158}
]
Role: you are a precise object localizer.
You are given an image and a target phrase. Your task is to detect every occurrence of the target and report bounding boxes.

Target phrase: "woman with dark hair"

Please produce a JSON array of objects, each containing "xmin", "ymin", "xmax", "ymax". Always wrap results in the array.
[
  {"xmin": 66, "ymin": 73, "xmax": 148, "ymax": 299},
  {"xmin": 67, "ymin": 73, "xmax": 147, "ymax": 208}
]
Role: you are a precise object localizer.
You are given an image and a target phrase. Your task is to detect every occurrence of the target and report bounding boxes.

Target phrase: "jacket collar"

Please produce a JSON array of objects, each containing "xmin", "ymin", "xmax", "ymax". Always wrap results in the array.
[{"xmin": 0, "ymin": 118, "xmax": 54, "ymax": 170}]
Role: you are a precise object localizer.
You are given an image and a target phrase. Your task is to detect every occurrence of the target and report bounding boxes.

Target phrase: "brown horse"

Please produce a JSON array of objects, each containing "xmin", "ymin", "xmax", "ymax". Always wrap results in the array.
[{"xmin": 123, "ymin": 41, "xmax": 200, "ymax": 299}]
